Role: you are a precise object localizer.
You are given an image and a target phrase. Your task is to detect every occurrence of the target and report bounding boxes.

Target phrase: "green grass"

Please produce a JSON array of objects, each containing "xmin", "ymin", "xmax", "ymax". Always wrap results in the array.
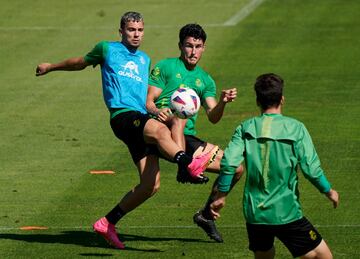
[{"xmin": 1, "ymin": 0, "xmax": 359, "ymax": 258}]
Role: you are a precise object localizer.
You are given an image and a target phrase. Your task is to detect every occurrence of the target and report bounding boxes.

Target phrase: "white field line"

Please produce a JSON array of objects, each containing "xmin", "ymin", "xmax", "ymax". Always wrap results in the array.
[
  {"xmin": 0, "ymin": 0, "xmax": 265, "ymax": 31},
  {"xmin": 223, "ymin": 0, "xmax": 266, "ymax": 26},
  {"xmin": 0, "ymin": 224, "xmax": 359, "ymax": 231}
]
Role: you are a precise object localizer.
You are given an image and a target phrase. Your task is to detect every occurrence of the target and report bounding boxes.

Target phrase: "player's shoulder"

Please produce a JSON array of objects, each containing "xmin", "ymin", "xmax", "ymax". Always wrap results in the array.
[
  {"xmin": 151, "ymin": 58, "xmax": 179, "ymax": 75},
  {"xmin": 195, "ymin": 65, "xmax": 215, "ymax": 82},
  {"xmin": 279, "ymin": 115, "xmax": 304, "ymax": 127},
  {"xmin": 155, "ymin": 57, "xmax": 178, "ymax": 66},
  {"xmin": 239, "ymin": 114, "xmax": 307, "ymax": 141},
  {"xmin": 91, "ymin": 40, "xmax": 109, "ymax": 50},
  {"xmin": 240, "ymin": 116, "xmax": 257, "ymax": 129},
  {"xmin": 195, "ymin": 64, "xmax": 210, "ymax": 75},
  {"xmin": 136, "ymin": 49, "xmax": 151, "ymax": 61}
]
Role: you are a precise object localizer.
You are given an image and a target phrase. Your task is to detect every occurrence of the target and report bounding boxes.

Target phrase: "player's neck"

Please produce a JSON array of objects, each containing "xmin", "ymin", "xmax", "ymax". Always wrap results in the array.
[
  {"xmin": 180, "ymin": 57, "xmax": 196, "ymax": 70},
  {"xmin": 262, "ymin": 106, "xmax": 282, "ymax": 114},
  {"xmin": 185, "ymin": 63, "xmax": 196, "ymax": 70},
  {"xmin": 122, "ymin": 41, "xmax": 138, "ymax": 53}
]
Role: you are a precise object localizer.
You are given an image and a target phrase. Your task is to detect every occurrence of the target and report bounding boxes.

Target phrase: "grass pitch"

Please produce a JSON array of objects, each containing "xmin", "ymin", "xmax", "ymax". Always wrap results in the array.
[{"xmin": 0, "ymin": 0, "xmax": 359, "ymax": 258}]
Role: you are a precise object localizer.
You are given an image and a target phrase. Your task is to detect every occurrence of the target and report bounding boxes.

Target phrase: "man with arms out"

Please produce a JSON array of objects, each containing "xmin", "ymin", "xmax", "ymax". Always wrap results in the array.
[
  {"xmin": 36, "ymin": 12, "xmax": 212, "ymax": 249},
  {"xmin": 210, "ymin": 73, "xmax": 339, "ymax": 258},
  {"xmin": 146, "ymin": 23, "xmax": 243, "ymax": 243}
]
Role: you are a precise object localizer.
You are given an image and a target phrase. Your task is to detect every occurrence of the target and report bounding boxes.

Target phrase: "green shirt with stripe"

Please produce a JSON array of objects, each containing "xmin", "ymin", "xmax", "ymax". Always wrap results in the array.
[
  {"xmin": 218, "ymin": 113, "xmax": 331, "ymax": 225},
  {"xmin": 148, "ymin": 57, "xmax": 216, "ymax": 136}
]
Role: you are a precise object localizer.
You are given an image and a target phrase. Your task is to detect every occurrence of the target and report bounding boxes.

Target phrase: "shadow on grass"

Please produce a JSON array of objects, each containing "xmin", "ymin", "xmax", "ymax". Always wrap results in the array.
[{"xmin": 0, "ymin": 230, "xmax": 207, "ymax": 253}]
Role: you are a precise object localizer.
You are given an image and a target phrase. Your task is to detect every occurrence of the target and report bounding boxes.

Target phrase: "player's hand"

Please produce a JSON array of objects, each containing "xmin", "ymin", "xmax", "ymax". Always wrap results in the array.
[
  {"xmin": 326, "ymin": 189, "xmax": 339, "ymax": 208},
  {"xmin": 210, "ymin": 194, "xmax": 227, "ymax": 220},
  {"xmin": 221, "ymin": 88, "xmax": 237, "ymax": 103},
  {"xmin": 156, "ymin": 108, "xmax": 173, "ymax": 123},
  {"xmin": 36, "ymin": 63, "xmax": 52, "ymax": 76}
]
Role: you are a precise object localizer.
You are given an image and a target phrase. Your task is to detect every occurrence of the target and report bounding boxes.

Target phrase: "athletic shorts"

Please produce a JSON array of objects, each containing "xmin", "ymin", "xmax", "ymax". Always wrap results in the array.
[
  {"xmin": 185, "ymin": 134, "xmax": 207, "ymax": 156},
  {"xmin": 110, "ymin": 110, "xmax": 158, "ymax": 164},
  {"xmin": 246, "ymin": 217, "xmax": 323, "ymax": 258}
]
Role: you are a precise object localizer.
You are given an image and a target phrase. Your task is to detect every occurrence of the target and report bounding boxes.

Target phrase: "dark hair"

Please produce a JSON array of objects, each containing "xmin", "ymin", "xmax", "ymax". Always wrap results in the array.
[
  {"xmin": 120, "ymin": 11, "xmax": 143, "ymax": 29},
  {"xmin": 179, "ymin": 24, "xmax": 207, "ymax": 44},
  {"xmin": 254, "ymin": 73, "xmax": 284, "ymax": 110}
]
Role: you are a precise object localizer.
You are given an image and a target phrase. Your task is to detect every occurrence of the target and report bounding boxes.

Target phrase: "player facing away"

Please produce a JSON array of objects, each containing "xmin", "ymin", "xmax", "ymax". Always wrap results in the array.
[
  {"xmin": 146, "ymin": 23, "xmax": 244, "ymax": 242},
  {"xmin": 36, "ymin": 12, "xmax": 214, "ymax": 249},
  {"xmin": 210, "ymin": 73, "xmax": 339, "ymax": 258}
]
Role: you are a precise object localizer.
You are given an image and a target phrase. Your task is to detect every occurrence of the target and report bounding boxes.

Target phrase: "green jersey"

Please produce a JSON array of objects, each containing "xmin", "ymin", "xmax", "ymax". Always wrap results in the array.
[
  {"xmin": 218, "ymin": 113, "xmax": 331, "ymax": 225},
  {"xmin": 148, "ymin": 57, "xmax": 216, "ymax": 135}
]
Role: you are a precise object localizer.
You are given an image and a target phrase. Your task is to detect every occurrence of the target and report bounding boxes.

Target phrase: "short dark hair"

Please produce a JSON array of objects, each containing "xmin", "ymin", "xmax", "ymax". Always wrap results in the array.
[
  {"xmin": 254, "ymin": 73, "xmax": 284, "ymax": 110},
  {"xmin": 120, "ymin": 11, "xmax": 143, "ymax": 29},
  {"xmin": 179, "ymin": 24, "xmax": 207, "ymax": 44}
]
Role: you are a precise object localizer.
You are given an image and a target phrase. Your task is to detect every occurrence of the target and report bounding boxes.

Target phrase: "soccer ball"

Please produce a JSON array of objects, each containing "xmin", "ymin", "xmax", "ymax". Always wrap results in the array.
[{"xmin": 170, "ymin": 88, "xmax": 200, "ymax": 119}]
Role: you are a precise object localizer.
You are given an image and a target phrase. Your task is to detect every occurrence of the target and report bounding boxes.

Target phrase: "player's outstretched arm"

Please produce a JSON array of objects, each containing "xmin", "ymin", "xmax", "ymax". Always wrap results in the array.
[
  {"xmin": 36, "ymin": 57, "xmax": 89, "ymax": 76},
  {"xmin": 206, "ymin": 88, "xmax": 237, "ymax": 124},
  {"xmin": 326, "ymin": 188, "xmax": 339, "ymax": 208}
]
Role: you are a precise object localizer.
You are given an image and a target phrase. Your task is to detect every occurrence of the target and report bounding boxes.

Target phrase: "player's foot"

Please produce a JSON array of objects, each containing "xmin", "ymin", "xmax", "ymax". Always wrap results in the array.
[
  {"xmin": 93, "ymin": 217, "xmax": 125, "ymax": 249},
  {"xmin": 193, "ymin": 211, "xmax": 223, "ymax": 243},
  {"xmin": 176, "ymin": 167, "xmax": 209, "ymax": 184},
  {"xmin": 187, "ymin": 145, "xmax": 219, "ymax": 177}
]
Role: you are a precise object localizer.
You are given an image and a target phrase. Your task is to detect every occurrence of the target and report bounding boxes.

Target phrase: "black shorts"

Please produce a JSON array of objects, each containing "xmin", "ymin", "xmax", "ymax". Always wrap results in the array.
[
  {"xmin": 246, "ymin": 217, "xmax": 322, "ymax": 258},
  {"xmin": 110, "ymin": 110, "xmax": 158, "ymax": 164},
  {"xmin": 185, "ymin": 134, "xmax": 207, "ymax": 156}
]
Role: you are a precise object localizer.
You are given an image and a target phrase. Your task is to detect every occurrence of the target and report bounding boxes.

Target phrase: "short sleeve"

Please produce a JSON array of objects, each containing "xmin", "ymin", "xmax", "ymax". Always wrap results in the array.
[
  {"xmin": 148, "ymin": 60, "xmax": 168, "ymax": 90},
  {"xmin": 202, "ymin": 74, "xmax": 216, "ymax": 99},
  {"xmin": 84, "ymin": 41, "xmax": 108, "ymax": 67}
]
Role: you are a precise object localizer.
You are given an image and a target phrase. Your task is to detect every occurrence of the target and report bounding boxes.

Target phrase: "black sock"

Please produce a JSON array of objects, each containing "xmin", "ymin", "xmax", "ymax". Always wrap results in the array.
[
  {"xmin": 202, "ymin": 198, "xmax": 214, "ymax": 220},
  {"xmin": 174, "ymin": 151, "xmax": 192, "ymax": 167},
  {"xmin": 105, "ymin": 204, "xmax": 126, "ymax": 225}
]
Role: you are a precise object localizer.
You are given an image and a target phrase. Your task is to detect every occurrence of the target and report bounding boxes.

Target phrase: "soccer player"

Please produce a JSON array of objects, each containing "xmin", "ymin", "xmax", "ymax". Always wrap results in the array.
[
  {"xmin": 146, "ymin": 23, "xmax": 244, "ymax": 243},
  {"xmin": 35, "ymin": 12, "xmax": 213, "ymax": 249},
  {"xmin": 210, "ymin": 73, "xmax": 339, "ymax": 258}
]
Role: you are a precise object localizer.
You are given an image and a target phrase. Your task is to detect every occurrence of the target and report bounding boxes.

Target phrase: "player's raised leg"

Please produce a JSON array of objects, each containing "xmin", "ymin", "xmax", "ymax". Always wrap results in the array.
[{"xmin": 143, "ymin": 118, "xmax": 210, "ymax": 183}]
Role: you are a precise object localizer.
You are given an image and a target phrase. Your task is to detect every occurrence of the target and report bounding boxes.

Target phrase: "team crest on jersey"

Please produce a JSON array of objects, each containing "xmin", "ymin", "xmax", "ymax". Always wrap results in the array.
[
  {"xmin": 118, "ymin": 61, "xmax": 142, "ymax": 82},
  {"xmin": 139, "ymin": 56, "xmax": 146, "ymax": 65},
  {"xmin": 150, "ymin": 67, "xmax": 160, "ymax": 80},
  {"xmin": 176, "ymin": 73, "xmax": 181, "ymax": 79},
  {"xmin": 195, "ymin": 79, "xmax": 202, "ymax": 87}
]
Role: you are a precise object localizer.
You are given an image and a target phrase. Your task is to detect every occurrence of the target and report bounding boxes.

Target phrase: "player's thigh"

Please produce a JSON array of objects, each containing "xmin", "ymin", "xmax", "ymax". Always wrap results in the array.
[
  {"xmin": 277, "ymin": 217, "xmax": 323, "ymax": 258},
  {"xmin": 299, "ymin": 240, "xmax": 332, "ymax": 259},
  {"xmin": 184, "ymin": 135, "xmax": 206, "ymax": 156},
  {"xmin": 206, "ymin": 148, "xmax": 224, "ymax": 172},
  {"xmin": 143, "ymin": 118, "xmax": 170, "ymax": 144},
  {"xmin": 254, "ymin": 247, "xmax": 275, "ymax": 259},
  {"xmin": 246, "ymin": 223, "xmax": 275, "ymax": 253},
  {"xmin": 185, "ymin": 135, "xmax": 222, "ymax": 172}
]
